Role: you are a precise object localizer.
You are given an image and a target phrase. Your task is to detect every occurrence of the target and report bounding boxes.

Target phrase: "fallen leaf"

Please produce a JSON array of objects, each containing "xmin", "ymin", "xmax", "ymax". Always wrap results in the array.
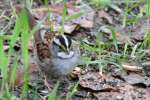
[
  {"xmin": 70, "ymin": 67, "xmax": 81, "ymax": 79},
  {"xmin": 122, "ymin": 63, "xmax": 143, "ymax": 72},
  {"xmin": 123, "ymin": 74, "xmax": 144, "ymax": 85},
  {"xmin": 123, "ymin": 93, "xmax": 133, "ymax": 100},
  {"xmin": 79, "ymin": 72, "xmax": 118, "ymax": 91},
  {"xmin": 31, "ymin": 2, "xmax": 95, "ymax": 34},
  {"xmin": 79, "ymin": 19, "xmax": 94, "ymax": 28},
  {"xmin": 93, "ymin": 92, "xmax": 124, "ymax": 100},
  {"xmin": 64, "ymin": 24, "xmax": 77, "ymax": 33},
  {"xmin": 32, "ymin": 1, "xmax": 79, "ymax": 15},
  {"xmin": 116, "ymin": 18, "xmax": 150, "ymax": 44},
  {"xmin": 74, "ymin": 90, "xmax": 88, "ymax": 98},
  {"xmin": 98, "ymin": 10, "xmax": 113, "ymax": 24},
  {"xmin": 122, "ymin": 74, "xmax": 150, "ymax": 87},
  {"xmin": 92, "ymin": 79, "xmax": 149, "ymax": 100}
]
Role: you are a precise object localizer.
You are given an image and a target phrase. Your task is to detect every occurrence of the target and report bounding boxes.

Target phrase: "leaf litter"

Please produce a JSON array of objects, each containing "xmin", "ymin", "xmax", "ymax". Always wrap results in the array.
[{"xmin": 0, "ymin": 0, "xmax": 150, "ymax": 99}]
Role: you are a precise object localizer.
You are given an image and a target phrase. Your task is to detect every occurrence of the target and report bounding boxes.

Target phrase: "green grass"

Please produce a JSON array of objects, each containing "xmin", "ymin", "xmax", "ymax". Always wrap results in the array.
[
  {"xmin": 66, "ymin": 81, "xmax": 79, "ymax": 100},
  {"xmin": 80, "ymin": 29, "xmax": 122, "ymax": 74},
  {"xmin": 0, "ymin": 37, "xmax": 9, "ymax": 98},
  {"xmin": 122, "ymin": 0, "xmax": 129, "ymax": 27},
  {"xmin": 0, "ymin": 7, "xmax": 31, "ymax": 99},
  {"xmin": 0, "ymin": 7, "xmax": 24, "ymax": 99},
  {"xmin": 0, "ymin": 0, "xmax": 150, "ymax": 99},
  {"xmin": 0, "ymin": 3, "xmax": 48, "ymax": 98},
  {"xmin": 0, "ymin": 0, "xmax": 81, "ymax": 99},
  {"xmin": 123, "ymin": 41, "xmax": 129, "ymax": 58},
  {"xmin": 89, "ymin": 0, "xmax": 112, "ymax": 8},
  {"xmin": 20, "ymin": 8, "xmax": 30, "ymax": 99},
  {"xmin": 48, "ymin": 81, "xmax": 60, "ymax": 100}
]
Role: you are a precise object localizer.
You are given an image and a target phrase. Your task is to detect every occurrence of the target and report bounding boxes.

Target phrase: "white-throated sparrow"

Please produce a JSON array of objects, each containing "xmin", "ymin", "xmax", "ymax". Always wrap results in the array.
[
  {"xmin": 25, "ymin": 7, "xmax": 80, "ymax": 85},
  {"xmin": 34, "ymin": 28, "xmax": 80, "ymax": 79}
]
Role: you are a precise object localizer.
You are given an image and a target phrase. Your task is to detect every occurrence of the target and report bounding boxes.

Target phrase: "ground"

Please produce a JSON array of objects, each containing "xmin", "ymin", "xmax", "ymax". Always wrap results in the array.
[{"xmin": 0, "ymin": 0, "xmax": 150, "ymax": 100}]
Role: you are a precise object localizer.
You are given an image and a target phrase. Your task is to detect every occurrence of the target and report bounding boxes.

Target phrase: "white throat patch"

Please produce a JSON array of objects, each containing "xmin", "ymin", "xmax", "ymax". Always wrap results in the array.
[{"xmin": 57, "ymin": 51, "xmax": 74, "ymax": 59}]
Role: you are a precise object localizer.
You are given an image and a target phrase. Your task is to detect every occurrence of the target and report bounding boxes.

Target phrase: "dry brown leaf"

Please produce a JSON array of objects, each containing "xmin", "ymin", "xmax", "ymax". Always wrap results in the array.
[
  {"xmin": 70, "ymin": 67, "xmax": 81, "ymax": 79},
  {"xmin": 64, "ymin": 24, "xmax": 77, "ymax": 33},
  {"xmin": 79, "ymin": 72, "xmax": 118, "ymax": 91},
  {"xmin": 122, "ymin": 74, "xmax": 145, "ymax": 85},
  {"xmin": 116, "ymin": 18, "xmax": 150, "ymax": 44},
  {"xmin": 31, "ymin": 2, "xmax": 95, "ymax": 34},
  {"xmin": 122, "ymin": 63, "xmax": 143, "ymax": 72},
  {"xmin": 98, "ymin": 10, "xmax": 113, "ymax": 24},
  {"xmin": 80, "ymin": 19, "xmax": 94, "ymax": 28},
  {"xmin": 93, "ymin": 92, "xmax": 124, "ymax": 100},
  {"xmin": 32, "ymin": 1, "xmax": 79, "ymax": 15}
]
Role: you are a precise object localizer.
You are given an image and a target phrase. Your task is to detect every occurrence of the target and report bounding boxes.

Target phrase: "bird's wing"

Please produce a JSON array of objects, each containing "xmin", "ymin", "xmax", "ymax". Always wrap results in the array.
[{"xmin": 34, "ymin": 29, "xmax": 56, "ymax": 61}]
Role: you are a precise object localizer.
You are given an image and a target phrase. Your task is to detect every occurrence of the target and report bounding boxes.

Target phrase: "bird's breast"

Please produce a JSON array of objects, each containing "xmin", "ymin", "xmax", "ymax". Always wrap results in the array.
[{"xmin": 51, "ymin": 50, "xmax": 80, "ymax": 75}]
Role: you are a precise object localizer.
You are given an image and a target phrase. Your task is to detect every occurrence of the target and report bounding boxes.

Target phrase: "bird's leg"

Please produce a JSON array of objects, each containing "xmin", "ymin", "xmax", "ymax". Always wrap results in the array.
[{"xmin": 43, "ymin": 75, "xmax": 52, "ymax": 91}]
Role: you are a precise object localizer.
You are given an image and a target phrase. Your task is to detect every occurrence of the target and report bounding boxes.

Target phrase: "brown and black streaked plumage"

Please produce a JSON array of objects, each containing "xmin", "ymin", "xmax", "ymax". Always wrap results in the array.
[{"xmin": 27, "ymin": 8, "xmax": 80, "ymax": 79}]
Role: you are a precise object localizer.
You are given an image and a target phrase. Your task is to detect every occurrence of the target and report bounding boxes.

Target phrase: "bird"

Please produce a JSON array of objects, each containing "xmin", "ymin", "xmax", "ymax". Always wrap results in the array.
[
  {"xmin": 26, "ymin": 8, "xmax": 80, "ymax": 89},
  {"xmin": 34, "ymin": 28, "xmax": 80, "ymax": 80}
]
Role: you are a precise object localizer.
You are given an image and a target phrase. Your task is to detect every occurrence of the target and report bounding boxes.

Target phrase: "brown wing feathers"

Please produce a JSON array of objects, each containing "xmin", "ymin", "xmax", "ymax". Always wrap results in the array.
[{"xmin": 27, "ymin": 8, "xmax": 54, "ymax": 61}]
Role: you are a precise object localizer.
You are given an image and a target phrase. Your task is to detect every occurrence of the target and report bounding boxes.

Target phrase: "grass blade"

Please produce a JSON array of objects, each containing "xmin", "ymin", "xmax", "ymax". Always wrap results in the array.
[
  {"xmin": 14, "ymin": 7, "xmax": 30, "ymax": 99},
  {"xmin": 131, "ymin": 43, "xmax": 139, "ymax": 58},
  {"xmin": 66, "ymin": 81, "xmax": 79, "ymax": 100},
  {"xmin": 111, "ymin": 28, "xmax": 118, "ymax": 53},
  {"xmin": 65, "ymin": 12, "xmax": 83, "ymax": 22},
  {"xmin": 48, "ymin": 81, "xmax": 60, "ymax": 100}
]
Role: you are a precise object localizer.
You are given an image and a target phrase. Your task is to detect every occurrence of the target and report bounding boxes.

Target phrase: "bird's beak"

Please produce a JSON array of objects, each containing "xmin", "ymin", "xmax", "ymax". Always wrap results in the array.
[
  {"xmin": 65, "ymin": 48, "xmax": 70, "ymax": 54},
  {"xmin": 60, "ymin": 44, "xmax": 70, "ymax": 54}
]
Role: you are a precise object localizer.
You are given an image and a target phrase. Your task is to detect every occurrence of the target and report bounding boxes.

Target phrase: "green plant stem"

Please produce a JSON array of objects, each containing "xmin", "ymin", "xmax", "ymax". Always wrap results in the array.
[
  {"xmin": 60, "ymin": 0, "xmax": 67, "ymax": 35},
  {"xmin": 122, "ymin": 0, "xmax": 129, "ymax": 27}
]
